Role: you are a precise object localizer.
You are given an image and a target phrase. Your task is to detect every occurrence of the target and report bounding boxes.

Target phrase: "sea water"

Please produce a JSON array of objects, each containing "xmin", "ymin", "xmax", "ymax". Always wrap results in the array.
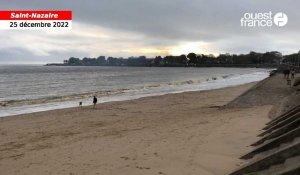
[{"xmin": 0, "ymin": 65, "xmax": 271, "ymax": 117}]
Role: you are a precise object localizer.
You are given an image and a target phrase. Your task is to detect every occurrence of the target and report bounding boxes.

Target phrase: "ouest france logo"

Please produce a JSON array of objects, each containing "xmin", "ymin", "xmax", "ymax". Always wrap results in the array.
[{"xmin": 240, "ymin": 12, "xmax": 288, "ymax": 27}]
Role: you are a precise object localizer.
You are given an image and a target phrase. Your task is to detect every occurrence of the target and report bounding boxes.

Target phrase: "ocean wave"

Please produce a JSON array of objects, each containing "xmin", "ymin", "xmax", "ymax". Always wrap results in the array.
[
  {"xmin": 0, "ymin": 72, "xmax": 264, "ymax": 108},
  {"xmin": 0, "ymin": 70, "xmax": 271, "ymax": 117}
]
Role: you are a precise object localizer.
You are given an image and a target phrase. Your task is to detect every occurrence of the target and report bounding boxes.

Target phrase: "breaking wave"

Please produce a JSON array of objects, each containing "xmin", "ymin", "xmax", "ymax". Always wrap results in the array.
[{"xmin": 1, "ymin": 73, "xmax": 245, "ymax": 107}]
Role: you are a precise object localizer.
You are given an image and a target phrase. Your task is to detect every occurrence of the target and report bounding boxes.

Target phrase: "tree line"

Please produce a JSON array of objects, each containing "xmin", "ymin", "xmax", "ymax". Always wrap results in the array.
[{"xmin": 48, "ymin": 51, "xmax": 285, "ymax": 67}]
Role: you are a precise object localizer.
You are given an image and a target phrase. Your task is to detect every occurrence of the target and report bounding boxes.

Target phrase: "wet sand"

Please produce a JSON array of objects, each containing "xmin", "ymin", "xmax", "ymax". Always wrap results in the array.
[{"xmin": 0, "ymin": 82, "xmax": 273, "ymax": 175}]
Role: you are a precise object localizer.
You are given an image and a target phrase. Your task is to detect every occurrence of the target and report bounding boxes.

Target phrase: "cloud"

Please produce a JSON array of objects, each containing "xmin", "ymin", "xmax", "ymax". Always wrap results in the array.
[{"xmin": 0, "ymin": 0, "xmax": 300, "ymax": 63}]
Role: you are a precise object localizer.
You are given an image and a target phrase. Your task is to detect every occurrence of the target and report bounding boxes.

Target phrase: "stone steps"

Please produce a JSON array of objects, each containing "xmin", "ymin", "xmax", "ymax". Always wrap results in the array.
[
  {"xmin": 246, "ymin": 156, "xmax": 300, "ymax": 175},
  {"xmin": 229, "ymin": 141, "xmax": 300, "ymax": 175},
  {"xmin": 252, "ymin": 118, "xmax": 300, "ymax": 146},
  {"xmin": 229, "ymin": 104, "xmax": 300, "ymax": 175},
  {"xmin": 241, "ymin": 127, "xmax": 300, "ymax": 159},
  {"xmin": 252, "ymin": 137, "xmax": 300, "ymax": 160},
  {"xmin": 259, "ymin": 112, "xmax": 300, "ymax": 137},
  {"xmin": 264, "ymin": 105, "xmax": 300, "ymax": 129}
]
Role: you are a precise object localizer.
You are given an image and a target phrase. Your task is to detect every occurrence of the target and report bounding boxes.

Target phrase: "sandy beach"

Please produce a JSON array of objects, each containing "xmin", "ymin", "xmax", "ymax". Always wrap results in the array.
[{"xmin": 0, "ymin": 81, "xmax": 275, "ymax": 175}]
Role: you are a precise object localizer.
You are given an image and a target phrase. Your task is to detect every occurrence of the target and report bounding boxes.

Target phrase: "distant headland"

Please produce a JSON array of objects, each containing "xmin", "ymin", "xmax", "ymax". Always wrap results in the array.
[{"xmin": 46, "ymin": 51, "xmax": 299, "ymax": 67}]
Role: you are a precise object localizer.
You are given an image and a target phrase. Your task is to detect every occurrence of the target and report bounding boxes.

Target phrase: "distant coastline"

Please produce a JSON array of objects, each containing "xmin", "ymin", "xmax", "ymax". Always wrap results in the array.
[
  {"xmin": 45, "ymin": 63, "xmax": 278, "ymax": 68},
  {"xmin": 45, "ymin": 51, "xmax": 290, "ymax": 68}
]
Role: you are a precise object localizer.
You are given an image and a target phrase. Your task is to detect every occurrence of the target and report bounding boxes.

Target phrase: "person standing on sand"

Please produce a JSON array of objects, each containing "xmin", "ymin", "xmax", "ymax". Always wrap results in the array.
[
  {"xmin": 291, "ymin": 69, "xmax": 296, "ymax": 79},
  {"xmin": 93, "ymin": 96, "xmax": 97, "ymax": 109},
  {"xmin": 283, "ymin": 69, "xmax": 289, "ymax": 79},
  {"xmin": 284, "ymin": 69, "xmax": 290, "ymax": 79}
]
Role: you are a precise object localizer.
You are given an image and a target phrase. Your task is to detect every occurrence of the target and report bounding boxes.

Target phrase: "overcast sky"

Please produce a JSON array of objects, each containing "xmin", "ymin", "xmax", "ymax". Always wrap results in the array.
[{"xmin": 0, "ymin": 0, "xmax": 299, "ymax": 64}]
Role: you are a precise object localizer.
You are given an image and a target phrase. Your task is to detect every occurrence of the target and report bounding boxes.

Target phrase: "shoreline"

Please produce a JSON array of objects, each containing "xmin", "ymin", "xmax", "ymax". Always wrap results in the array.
[
  {"xmin": 1, "ymin": 81, "xmax": 259, "ymax": 119},
  {"xmin": 1, "ymin": 70, "xmax": 269, "ymax": 118},
  {"xmin": 0, "ymin": 80, "xmax": 274, "ymax": 175}
]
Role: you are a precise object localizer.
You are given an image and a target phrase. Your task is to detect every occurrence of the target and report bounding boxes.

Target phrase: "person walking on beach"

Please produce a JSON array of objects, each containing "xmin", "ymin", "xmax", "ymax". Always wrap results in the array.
[
  {"xmin": 93, "ymin": 96, "xmax": 97, "ymax": 109},
  {"xmin": 291, "ymin": 69, "xmax": 296, "ymax": 79},
  {"xmin": 283, "ymin": 69, "xmax": 290, "ymax": 79}
]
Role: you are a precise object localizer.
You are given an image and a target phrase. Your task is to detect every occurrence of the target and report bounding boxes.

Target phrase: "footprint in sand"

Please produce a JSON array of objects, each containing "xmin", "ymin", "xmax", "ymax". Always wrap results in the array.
[
  {"xmin": 135, "ymin": 166, "xmax": 151, "ymax": 170},
  {"xmin": 120, "ymin": 156, "xmax": 130, "ymax": 160}
]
